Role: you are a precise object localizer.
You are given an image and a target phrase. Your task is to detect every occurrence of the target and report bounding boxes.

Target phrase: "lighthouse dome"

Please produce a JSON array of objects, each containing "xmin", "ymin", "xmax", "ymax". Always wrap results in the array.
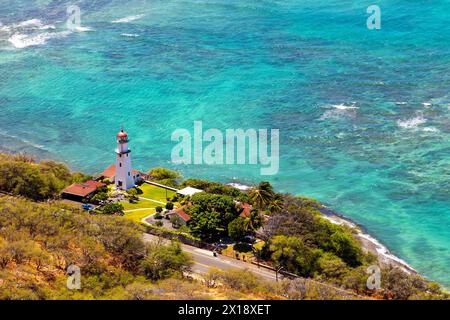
[{"xmin": 117, "ymin": 129, "xmax": 128, "ymax": 138}]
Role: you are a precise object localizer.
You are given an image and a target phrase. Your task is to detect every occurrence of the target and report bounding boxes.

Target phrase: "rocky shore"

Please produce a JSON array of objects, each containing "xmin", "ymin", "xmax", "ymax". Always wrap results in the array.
[{"xmin": 319, "ymin": 206, "xmax": 417, "ymax": 275}]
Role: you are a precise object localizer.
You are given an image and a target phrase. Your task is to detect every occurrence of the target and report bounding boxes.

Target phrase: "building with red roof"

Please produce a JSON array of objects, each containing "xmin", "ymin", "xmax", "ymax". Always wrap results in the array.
[
  {"xmin": 239, "ymin": 203, "xmax": 253, "ymax": 218},
  {"xmin": 170, "ymin": 206, "xmax": 191, "ymax": 227},
  {"xmin": 61, "ymin": 180, "xmax": 105, "ymax": 202},
  {"xmin": 99, "ymin": 164, "xmax": 147, "ymax": 184}
]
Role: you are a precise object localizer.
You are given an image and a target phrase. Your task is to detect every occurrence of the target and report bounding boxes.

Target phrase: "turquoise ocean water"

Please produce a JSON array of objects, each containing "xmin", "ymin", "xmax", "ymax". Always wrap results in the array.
[{"xmin": 0, "ymin": 1, "xmax": 449, "ymax": 287}]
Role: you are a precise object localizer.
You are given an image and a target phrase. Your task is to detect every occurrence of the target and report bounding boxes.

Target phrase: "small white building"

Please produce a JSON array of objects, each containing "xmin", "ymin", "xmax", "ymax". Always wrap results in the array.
[{"xmin": 177, "ymin": 186, "xmax": 203, "ymax": 197}]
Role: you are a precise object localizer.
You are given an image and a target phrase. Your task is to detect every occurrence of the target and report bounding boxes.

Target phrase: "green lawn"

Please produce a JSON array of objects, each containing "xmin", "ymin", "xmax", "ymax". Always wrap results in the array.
[
  {"xmin": 121, "ymin": 199, "xmax": 161, "ymax": 211},
  {"xmin": 136, "ymin": 183, "xmax": 176, "ymax": 202},
  {"xmin": 116, "ymin": 183, "xmax": 176, "ymax": 223},
  {"xmin": 124, "ymin": 208, "xmax": 156, "ymax": 224}
]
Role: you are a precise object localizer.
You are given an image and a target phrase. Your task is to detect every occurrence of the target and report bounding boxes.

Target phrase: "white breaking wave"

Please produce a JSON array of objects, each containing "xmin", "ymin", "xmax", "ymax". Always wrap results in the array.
[
  {"xmin": 0, "ymin": 18, "xmax": 54, "ymax": 33},
  {"xmin": 8, "ymin": 31, "xmax": 70, "ymax": 49},
  {"xmin": 121, "ymin": 33, "xmax": 140, "ymax": 37},
  {"xmin": 397, "ymin": 114, "xmax": 427, "ymax": 129},
  {"xmin": 227, "ymin": 183, "xmax": 251, "ymax": 191},
  {"xmin": 72, "ymin": 26, "xmax": 93, "ymax": 32},
  {"xmin": 319, "ymin": 103, "xmax": 358, "ymax": 120},
  {"xmin": 331, "ymin": 103, "xmax": 358, "ymax": 110},
  {"xmin": 112, "ymin": 14, "xmax": 144, "ymax": 23},
  {"xmin": 422, "ymin": 127, "xmax": 439, "ymax": 133}
]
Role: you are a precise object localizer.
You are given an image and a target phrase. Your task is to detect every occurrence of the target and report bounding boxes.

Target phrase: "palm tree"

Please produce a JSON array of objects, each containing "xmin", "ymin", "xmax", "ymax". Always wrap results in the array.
[
  {"xmin": 267, "ymin": 195, "xmax": 284, "ymax": 214},
  {"xmin": 248, "ymin": 181, "xmax": 275, "ymax": 211},
  {"xmin": 243, "ymin": 209, "xmax": 263, "ymax": 232}
]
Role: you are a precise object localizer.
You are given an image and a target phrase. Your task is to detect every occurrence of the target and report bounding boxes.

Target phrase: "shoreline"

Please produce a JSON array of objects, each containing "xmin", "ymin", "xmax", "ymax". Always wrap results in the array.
[
  {"xmin": 228, "ymin": 182, "xmax": 417, "ymax": 275},
  {"xmin": 318, "ymin": 206, "xmax": 417, "ymax": 275}
]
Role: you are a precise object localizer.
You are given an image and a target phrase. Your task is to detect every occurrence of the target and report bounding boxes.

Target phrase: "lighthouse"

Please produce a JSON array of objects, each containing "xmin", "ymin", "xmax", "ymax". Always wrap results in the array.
[{"xmin": 115, "ymin": 129, "xmax": 135, "ymax": 190}]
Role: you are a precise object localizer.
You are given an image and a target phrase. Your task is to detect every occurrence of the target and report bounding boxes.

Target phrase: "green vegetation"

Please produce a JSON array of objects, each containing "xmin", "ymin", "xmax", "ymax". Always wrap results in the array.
[
  {"xmin": 186, "ymin": 193, "xmax": 238, "ymax": 239},
  {"xmin": 101, "ymin": 202, "xmax": 124, "ymax": 215},
  {"xmin": 228, "ymin": 217, "xmax": 247, "ymax": 241},
  {"xmin": 0, "ymin": 195, "xmax": 193, "ymax": 299},
  {"xmin": 147, "ymin": 168, "xmax": 181, "ymax": 188},
  {"xmin": 0, "ymin": 153, "xmax": 88, "ymax": 201}
]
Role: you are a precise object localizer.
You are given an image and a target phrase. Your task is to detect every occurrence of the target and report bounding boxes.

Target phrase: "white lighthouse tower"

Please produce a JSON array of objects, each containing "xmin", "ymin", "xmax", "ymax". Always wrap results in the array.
[{"xmin": 115, "ymin": 128, "xmax": 135, "ymax": 190}]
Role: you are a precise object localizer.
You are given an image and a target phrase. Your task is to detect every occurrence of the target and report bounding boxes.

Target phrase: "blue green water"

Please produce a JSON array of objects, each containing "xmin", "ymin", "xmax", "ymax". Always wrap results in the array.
[{"xmin": 0, "ymin": 1, "xmax": 449, "ymax": 287}]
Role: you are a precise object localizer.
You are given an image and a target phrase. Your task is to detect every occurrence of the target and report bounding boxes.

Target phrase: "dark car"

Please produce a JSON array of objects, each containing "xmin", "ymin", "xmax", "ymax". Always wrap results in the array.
[
  {"xmin": 242, "ymin": 235, "xmax": 256, "ymax": 244},
  {"xmin": 81, "ymin": 204, "xmax": 95, "ymax": 211}
]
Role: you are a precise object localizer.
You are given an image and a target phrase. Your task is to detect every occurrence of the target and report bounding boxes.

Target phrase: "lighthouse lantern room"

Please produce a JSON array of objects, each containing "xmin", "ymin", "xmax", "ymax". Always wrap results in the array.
[{"xmin": 115, "ymin": 129, "xmax": 135, "ymax": 190}]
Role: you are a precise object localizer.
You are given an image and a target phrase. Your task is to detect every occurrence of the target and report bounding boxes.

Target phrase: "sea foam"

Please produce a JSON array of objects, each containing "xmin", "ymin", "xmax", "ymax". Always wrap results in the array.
[
  {"xmin": 319, "ymin": 103, "xmax": 358, "ymax": 120},
  {"xmin": 397, "ymin": 114, "xmax": 427, "ymax": 129},
  {"xmin": 112, "ymin": 14, "xmax": 145, "ymax": 23},
  {"xmin": 8, "ymin": 31, "xmax": 70, "ymax": 49}
]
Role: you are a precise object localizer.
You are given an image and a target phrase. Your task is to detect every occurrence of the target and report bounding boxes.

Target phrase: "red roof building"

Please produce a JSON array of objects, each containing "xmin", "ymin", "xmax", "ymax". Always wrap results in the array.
[
  {"xmin": 239, "ymin": 203, "xmax": 253, "ymax": 218},
  {"xmin": 171, "ymin": 206, "xmax": 191, "ymax": 225},
  {"xmin": 61, "ymin": 180, "xmax": 105, "ymax": 201},
  {"xmin": 99, "ymin": 164, "xmax": 147, "ymax": 182}
]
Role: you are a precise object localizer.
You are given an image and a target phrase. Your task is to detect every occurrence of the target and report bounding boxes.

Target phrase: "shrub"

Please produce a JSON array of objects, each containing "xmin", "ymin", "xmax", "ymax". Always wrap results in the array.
[
  {"xmin": 165, "ymin": 202, "xmax": 174, "ymax": 210},
  {"xmin": 154, "ymin": 213, "xmax": 162, "ymax": 220},
  {"xmin": 140, "ymin": 241, "xmax": 192, "ymax": 280},
  {"xmin": 102, "ymin": 203, "xmax": 124, "ymax": 215}
]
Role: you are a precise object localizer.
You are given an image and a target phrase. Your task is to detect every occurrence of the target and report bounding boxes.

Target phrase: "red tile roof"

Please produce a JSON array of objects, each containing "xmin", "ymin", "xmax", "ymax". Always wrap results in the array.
[
  {"xmin": 239, "ymin": 203, "xmax": 253, "ymax": 218},
  {"xmin": 101, "ymin": 164, "xmax": 116, "ymax": 179},
  {"xmin": 100, "ymin": 164, "xmax": 144, "ymax": 179},
  {"xmin": 62, "ymin": 180, "xmax": 105, "ymax": 197},
  {"xmin": 174, "ymin": 206, "xmax": 191, "ymax": 222}
]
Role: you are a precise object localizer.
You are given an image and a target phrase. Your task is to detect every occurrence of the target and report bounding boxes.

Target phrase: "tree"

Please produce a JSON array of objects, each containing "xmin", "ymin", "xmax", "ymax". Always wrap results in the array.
[
  {"xmin": 170, "ymin": 214, "xmax": 184, "ymax": 228},
  {"xmin": 155, "ymin": 206, "xmax": 163, "ymax": 213},
  {"xmin": 248, "ymin": 182, "xmax": 275, "ymax": 211},
  {"xmin": 92, "ymin": 191, "xmax": 108, "ymax": 203},
  {"xmin": 269, "ymin": 235, "xmax": 322, "ymax": 277},
  {"xmin": 228, "ymin": 217, "xmax": 247, "ymax": 241},
  {"xmin": 102, "ymin": 203, "xmax": 124, "ymax": 215},
  {"xmin": 189, "ymin": 193, "xmax": 238, "ymax": 226},
  {"xmin": 243, "ymin": 209, "xmax": 263, "ymax": 232},
  {"xmin": 188, "ymin": 207, "xmax": 221, "ymax": 238},
  {"xmin": 140, "ymin": 241, "xmax": 192, "ymax": 280},
  {"xmin": 127, "ymin": 188, "xmax": 139, "ymax": 203},
  {"xmin": 267, "ymin": 194, "xmax": 284, "ymax": 214},
  {"xmin": 148, "ymin": 168, "xmax": 181, "ymax": 187}
]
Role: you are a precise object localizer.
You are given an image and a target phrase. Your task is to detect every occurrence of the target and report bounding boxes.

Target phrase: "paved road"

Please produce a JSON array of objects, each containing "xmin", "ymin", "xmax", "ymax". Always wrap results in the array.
[{"xmin": 142, "ymin": 233, "xmax": 277, "ymax": 281}]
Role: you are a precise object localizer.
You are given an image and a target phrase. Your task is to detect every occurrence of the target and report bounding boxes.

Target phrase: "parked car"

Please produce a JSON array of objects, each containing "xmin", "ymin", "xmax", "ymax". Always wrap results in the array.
[
  {"xmin": 81, "ymin": 204, "xmax": 95, "ymax": 211},
  {"xmin": 242, "ymin": 235, "xmax": 256, "ymax": 244}
]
